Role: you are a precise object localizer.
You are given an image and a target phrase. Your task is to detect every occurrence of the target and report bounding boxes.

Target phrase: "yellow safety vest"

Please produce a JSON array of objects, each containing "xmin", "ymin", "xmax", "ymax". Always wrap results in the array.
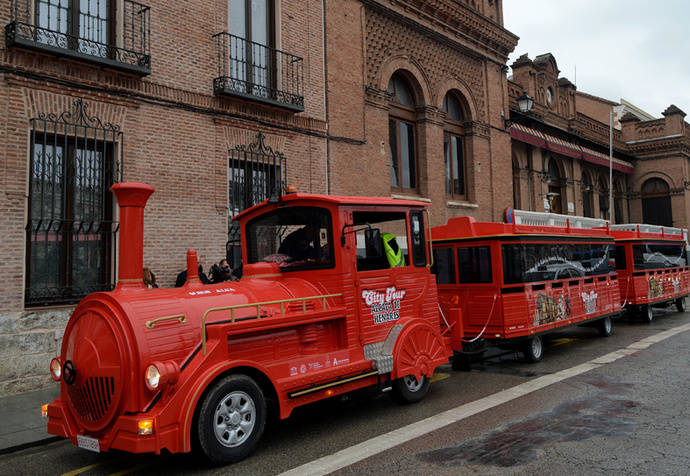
[{"xmin": 382, "ymin": 233, "xmax": 405, "ymax": 267}]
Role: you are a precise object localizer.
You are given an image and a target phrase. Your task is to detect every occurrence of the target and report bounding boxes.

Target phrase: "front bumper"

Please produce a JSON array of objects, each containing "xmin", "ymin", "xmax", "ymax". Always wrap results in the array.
[{"xmin": 46, "ymin": 397, "xmax": 181, "ymax": 454}]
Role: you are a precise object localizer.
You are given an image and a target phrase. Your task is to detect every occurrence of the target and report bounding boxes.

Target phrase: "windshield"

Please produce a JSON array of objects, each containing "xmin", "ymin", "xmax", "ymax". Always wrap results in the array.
[{"xmin": 245, "ymin": 206, "xmax": 334, "ymax": 271}]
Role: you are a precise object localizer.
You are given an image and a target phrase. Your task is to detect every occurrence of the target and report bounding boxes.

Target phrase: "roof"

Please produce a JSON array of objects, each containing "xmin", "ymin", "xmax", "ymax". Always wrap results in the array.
[
  {"xmin": 233, "ymin": 193, "xmax": 429, "ymax": 220},
  {"xmin": 431, "ymin": 216, "xmax": 613, "ymax": 242}
]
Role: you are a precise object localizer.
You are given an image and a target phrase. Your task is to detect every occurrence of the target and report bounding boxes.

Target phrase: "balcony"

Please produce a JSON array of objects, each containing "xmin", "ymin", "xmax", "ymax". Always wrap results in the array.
[
  {"xmin": 6, "ymin": 0, "xmax": 151, "ymax": 75},
  {"xmin": 213, "ymin": 32, "xmax": 304, "ymax": 112}
]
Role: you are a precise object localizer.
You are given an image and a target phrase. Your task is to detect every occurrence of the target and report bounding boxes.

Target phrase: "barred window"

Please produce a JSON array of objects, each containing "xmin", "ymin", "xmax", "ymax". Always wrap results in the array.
[{"xmin": 26, "ymin": 99, "xmax": 121, "ymax": 307}]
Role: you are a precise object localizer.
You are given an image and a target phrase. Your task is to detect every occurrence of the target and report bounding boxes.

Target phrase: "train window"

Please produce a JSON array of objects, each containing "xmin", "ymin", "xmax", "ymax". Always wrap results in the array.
[
  {"xmin": 431, "ymin": 248, "xmax": 456, "ymax": 284},
  {"xmin": 458, "ymin": 246, "xmax": 492, "ymax": 283},
  {"xmin": 615, "ymin": 246, "xmax": 627, "ymax": 270},
  {"xmin": 502, "ymin": 242, "xmax": 614, "ymax": 284},
  {"xmin": 633, "ymin": 244, "xmax": 687, "ymax": 270},
  {"xmin": 245, "ymin": 207, "xmax": 334, "ymax": 271},
  {"xmin": 410, "ymin": 211, "xmax": 427, "ymax": 267},
  {"xmin": 353, "ymin": 211, "xmax": 408, "ymax": 271}
]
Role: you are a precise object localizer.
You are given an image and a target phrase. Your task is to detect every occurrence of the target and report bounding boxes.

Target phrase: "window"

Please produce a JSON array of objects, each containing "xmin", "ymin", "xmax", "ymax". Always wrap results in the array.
[
  {"xmin": 582, "ymin": 172, "xmax": 594, "ymax": 218},
  {"xmin": 409, "ymin": 211, "xmax": 427, "ymax": 267},
  {"xmin": 512, "ymin": 158, "xmax": 521, "ymax": 209},
  {"xmin": 633, "ymin": 244, "xmax": 687, "ymax": 270},
  {"xmin": 614, "ymin": 180, "xmax": 626, "ymax": 224},
  {"xmin": 26, "ymin": 99, "xmax": 120, "ymax": 306},
  {"xmin": 598, "ymin": 176, "xmax": 609, "ymax": 220},
  {"xmin": 615, "ymin": 246, "xmax": 626, "ymax": 270},
  {"xmin": 641, "ymin": 178, "xmax": 672, "ymax": 227},
  {"xmin": 35, "ymin": 0, "xmax": 112, "ymax": 56},
  {"xmin": 245, "ymin": 207, "xmax": 333, "ymax": 271},
  {"xmin": 458, "ymin": 246, "xmax": 493, "ymax": 283},
  {"xmin": 352, "ymin": 211, "xmax": 408, "ymax": 271},
  {"xmin": 432, "ymin": 248, "xmax": 456, "ymax": 284},
  {"xmin": 227, "ymin": 0, "xmax": 274, "ymax": 96},
  {"xmin": 388, "ymin": 73, "xmax": 417, "ymax": 190},
  {"xmin": 546, "ymin": 159, "xmax": 564, "ymax": 214},
  {"xmin": 443, "ymin": 92, "xmax": 468, "ymax": 199},
  {"xmin": 501, "ymin": 242, "xmax": 615, "ymax": 285}
]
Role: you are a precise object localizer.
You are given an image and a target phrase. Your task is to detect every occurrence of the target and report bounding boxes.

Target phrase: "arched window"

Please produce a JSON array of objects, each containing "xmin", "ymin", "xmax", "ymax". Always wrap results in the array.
[
  {"xmin": 614, "ymin": 179, "xmax": 626, "ymax": 224},
  {"xmin": 581, "ymin": 171, "xmax": 594, "ymax": 218},
  {"xmin": 598, "ymin": 176, "xmax": 609, "ymax": 220},
  {"xmin": 388, "ymin": 73, "xmax": 417, "ymax": 190},
  {"xmin": 547, "ymin": 158, "xmax": 564, "ymax": 214},
  {"xmin": 442, "ymin": 91, "xmax": 468, "ymax": 199},
  {"xmin": 512, "ymin": 157, "xmax": 521, "ymax": 209},
  {"xmin": 642, "ymin": 178, "xmax": 672, "ymax": 226}
]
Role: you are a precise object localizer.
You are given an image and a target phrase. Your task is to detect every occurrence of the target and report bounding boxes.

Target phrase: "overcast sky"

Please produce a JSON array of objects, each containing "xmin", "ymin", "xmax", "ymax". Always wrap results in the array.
[{"xmin": 502, "ymin": 0, "xmax": 690, "ymax": 118}]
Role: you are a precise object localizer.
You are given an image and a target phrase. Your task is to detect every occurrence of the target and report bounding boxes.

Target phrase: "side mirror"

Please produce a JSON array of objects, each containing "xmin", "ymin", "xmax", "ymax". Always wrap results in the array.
[{"xmin": 365, "ymin": 228, "xmax": 383, "ymax": 258}]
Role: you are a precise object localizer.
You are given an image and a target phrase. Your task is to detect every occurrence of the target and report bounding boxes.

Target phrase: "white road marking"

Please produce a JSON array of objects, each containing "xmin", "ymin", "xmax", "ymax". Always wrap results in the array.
[{"xmin": 280, "ymin": 322, "xmax": 690, "ymax": 476}]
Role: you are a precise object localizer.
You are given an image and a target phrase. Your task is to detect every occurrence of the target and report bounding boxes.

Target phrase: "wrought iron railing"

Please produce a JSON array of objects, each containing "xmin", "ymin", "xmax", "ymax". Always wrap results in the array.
[
  {"xmin": 213, "ymin": 32, "xmax": 304, "ymax": 111},
  {"xmin": 6, "ymin": 0, "xmax": 151, "ymax": 75}
]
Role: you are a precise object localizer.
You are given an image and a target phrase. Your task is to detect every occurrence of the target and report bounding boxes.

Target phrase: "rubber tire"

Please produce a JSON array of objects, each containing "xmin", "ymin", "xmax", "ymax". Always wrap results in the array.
[
  {"xmin": 643, "ymin": 305, "xmax": 654, "ymax": 323},
  {"xmin": 196, "ymin": 374, "xmax": 266, "ymax": 465},
  {"xmin": 391, "ymin": 374, "xmax": 430, "ymax": 404},
  {"xmin": 597, "ymin": 316, "xmax": 613, "ymax": 337},
  {"xmin": 676, "ymin": 297, "xmax": 687, "ymax": 313},
  {"xmin": 523, "ymin": 335, "xmax": 544, "ymax": 363}
]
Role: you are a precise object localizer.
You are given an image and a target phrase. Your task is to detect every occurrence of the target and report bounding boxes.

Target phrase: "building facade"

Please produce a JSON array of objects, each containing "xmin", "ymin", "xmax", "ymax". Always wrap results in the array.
[
  {"xmin": 507, "ymin": 53, "xmax": 690, "ymax": 229},
  {"xmin": 0, "ymin": 0, "xmax": 328, "ymax": 395}
]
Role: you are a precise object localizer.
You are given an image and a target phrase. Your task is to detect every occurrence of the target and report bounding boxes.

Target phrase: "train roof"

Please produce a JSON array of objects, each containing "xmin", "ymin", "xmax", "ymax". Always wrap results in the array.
[
  {"xmin": 233, "ymin": 193, "xmax": 429, "ymax": 221},
  {"xmin": 606, "ymin": 224, "xmax": 685, "ymax": 242},
  {"xmin": 431, "ymin": 216, "xmax": 614, "ymax": 243}
]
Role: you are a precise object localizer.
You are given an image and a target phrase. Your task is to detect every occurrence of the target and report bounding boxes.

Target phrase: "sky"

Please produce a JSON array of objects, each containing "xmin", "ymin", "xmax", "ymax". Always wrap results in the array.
[{"xmin": 502, "ymin": 0, "xmax": 690, "ymax": 118}]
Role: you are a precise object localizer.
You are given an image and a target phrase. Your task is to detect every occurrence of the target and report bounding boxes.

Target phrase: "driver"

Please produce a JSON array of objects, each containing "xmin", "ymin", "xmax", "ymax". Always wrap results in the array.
[{"xmin": 278, "ymin": 224, "xmax": 320, "ymax": 261}]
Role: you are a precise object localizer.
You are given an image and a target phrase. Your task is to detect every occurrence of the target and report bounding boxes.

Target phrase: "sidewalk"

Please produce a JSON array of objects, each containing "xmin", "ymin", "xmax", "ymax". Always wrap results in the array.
[{"xmin": 0, "ymin": 385, "xmax": 61, "ymax": 454}]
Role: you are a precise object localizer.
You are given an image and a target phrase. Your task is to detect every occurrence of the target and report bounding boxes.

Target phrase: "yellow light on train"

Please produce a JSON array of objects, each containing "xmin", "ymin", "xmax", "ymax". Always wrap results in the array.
[
  {"xmin": 138, "ymin": 419, "xmax": 154, "ymax": 435},
  {"xmin": 41, "ymin": 404, "xmax": 49, "ymax": 418}
]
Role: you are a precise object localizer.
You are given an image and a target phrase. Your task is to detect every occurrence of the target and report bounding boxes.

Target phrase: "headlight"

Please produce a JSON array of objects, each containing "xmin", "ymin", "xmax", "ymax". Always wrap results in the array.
[
  {"xmin": 145, "ymin": 365, "xmax": 161, "ymax": 390},
  {"xmin": 50, "ymin": 358, "xmax": 62, "ymax": 381}
]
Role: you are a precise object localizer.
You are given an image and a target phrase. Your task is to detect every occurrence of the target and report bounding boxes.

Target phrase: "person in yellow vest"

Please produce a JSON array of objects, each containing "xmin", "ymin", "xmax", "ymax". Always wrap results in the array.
[{"xmin": 382, "ymin": 232, "xmax": 406, "ymax": 267}]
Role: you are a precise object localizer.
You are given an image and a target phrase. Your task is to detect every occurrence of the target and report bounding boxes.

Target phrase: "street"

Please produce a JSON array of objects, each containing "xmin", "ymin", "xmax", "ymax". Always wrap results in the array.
[{"xmin": 2, "ymin": 307, "xmax": 688, "ymax": 476}]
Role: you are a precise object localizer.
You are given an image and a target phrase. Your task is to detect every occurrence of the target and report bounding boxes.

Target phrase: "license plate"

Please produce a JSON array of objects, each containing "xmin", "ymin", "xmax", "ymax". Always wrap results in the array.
[{"xmin": 76, "ymin": 434, "xmax": 100, "ymax": 453}]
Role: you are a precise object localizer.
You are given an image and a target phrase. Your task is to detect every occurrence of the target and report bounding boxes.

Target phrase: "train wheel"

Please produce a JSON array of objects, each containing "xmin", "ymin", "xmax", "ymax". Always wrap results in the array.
[
  {"xmin": 197, "ymin": 374, "xmax": 266, "ymax": 465},
  {"xmin": 523, "ymin": 335, "xmax": 543, "ymax": 363},
  {"xmin": 391, "ymin": 374, "xmax": 430, "ymax": 404},
  {"xmin": 597, "ymin": 317, "xmax": 613, "ymax": 337},
  {"xmin": 643, "ymin": 305, "xmax": 654, "ymax": 323},
  {"xmin": 676, "ymin": 297, "xmax": 687, "ymax": 313}
]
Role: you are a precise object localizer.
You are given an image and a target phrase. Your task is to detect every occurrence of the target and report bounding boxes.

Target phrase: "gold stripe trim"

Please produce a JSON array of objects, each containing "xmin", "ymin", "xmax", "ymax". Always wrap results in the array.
[
  {"xmin": 117, "ymin": 278, "xmax": 142, "ymax": 283},
  {"xmin": 244, "ymin": 273, "xmax": 281, "ymax": 278},
  {"xmin": 288, "ymin": 370, "xmax": 379, "ymax": 398}
]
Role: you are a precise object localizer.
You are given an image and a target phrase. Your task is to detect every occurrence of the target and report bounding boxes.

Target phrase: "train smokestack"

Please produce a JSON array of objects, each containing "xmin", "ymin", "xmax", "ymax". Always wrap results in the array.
[{"xmin": 111, "ymin": 182, "xmax": 155, "ymax": 289}]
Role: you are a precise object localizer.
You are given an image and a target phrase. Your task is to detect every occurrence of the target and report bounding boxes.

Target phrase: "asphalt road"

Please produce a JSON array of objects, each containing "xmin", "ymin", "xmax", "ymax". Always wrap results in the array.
[{"xmin": 1, "ymin": 307, "xmax": 688, "ymax": 476}]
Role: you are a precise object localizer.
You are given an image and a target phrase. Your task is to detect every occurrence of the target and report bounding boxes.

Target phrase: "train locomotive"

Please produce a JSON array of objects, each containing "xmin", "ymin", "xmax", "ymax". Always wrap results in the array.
[{"xmin": 45, "ymin": 183, "xmax": 450, "ymax": 464}]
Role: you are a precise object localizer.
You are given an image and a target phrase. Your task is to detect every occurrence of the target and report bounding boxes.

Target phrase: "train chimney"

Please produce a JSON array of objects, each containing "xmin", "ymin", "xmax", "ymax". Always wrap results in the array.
[{"xmin": 111, "ymin": 182, "xmax": 155, "ymax": 289}]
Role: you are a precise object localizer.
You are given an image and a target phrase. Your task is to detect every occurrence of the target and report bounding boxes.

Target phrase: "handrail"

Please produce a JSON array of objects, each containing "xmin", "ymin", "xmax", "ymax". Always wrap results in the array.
[
  {"xmin": 201, "ymin": 293, "xmax": 343, "ymax": 354},
  {"xmin": 145, "ymin": 314, "xmax": 186, "ymax": 329}
]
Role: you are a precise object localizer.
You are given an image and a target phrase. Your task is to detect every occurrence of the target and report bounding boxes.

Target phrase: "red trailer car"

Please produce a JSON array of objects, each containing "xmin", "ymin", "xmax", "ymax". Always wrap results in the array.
[
  {"xmin": 431, "ymin": 217, "xmax": 621, "ymax": 365},
  {"xmin": 45, "ymin": 183, "xmax": 450, "ymax": 464},
  {"xmin": 610, "ymin": 224, "xmax": 689, "ymax": 321}
]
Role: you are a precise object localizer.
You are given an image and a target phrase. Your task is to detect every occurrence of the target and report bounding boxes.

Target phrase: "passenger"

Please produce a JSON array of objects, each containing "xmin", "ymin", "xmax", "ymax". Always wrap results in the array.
[
  {"xmin": 143, "ymin": 267, "xmax": 158, "ymax": 289},
  {"xmin": 175, "ymin": 264, "xmax": 211, "ymax": 287},
  {"xmin": 278, "ymin": 224, "xmax": 320, "ymax": 261},
  {"xmin": 382, "ymin": 232, "xmax": 405, "ymax": 267},
  {"xmin": 210, "ymin": 259, "xmax": 234, "ymax": 283}
]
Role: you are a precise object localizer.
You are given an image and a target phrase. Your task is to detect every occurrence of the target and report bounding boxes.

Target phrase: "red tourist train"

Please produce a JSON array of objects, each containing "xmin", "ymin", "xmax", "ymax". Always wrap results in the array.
[
  {"xmin": 431, "ymin": 217, "xmax": 620, "ymax": 365},
  {"xmin": 44, "ymin": 183, "xmax": 689, "ymax": 464},
  {"xmin": 609, "ymin": 224, "xmax": 689, "ymax": 321}
]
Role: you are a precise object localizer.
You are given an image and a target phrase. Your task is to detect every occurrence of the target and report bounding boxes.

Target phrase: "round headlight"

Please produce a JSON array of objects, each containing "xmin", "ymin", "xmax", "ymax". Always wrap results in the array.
[
  {"xmin": 145, "ymin": 364, "xmax": 161, "ymax": 390},
  {"xmin": 50, "ymin": 358, "xmax": 62, "ymax": 381}
]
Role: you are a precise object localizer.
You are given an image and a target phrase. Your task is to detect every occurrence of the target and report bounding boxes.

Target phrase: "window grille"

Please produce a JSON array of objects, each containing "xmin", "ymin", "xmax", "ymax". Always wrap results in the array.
[
  {"xmin": 227, "ymin": 133, "xmax": 286, "ymax": 269},
  {"xmin": 26, "ymin": 98, "xmax": 123, "ymax": 307}
]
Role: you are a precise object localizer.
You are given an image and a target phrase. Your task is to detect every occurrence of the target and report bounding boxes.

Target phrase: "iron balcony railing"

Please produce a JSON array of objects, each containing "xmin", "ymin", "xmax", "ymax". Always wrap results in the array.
[
  {"xmin": 213, "ymin": 32, "xmax": 304, "ymax": 112},
  {"xmin": 6, "ymin": 0, "xmax": 151, "ymax": 75}
]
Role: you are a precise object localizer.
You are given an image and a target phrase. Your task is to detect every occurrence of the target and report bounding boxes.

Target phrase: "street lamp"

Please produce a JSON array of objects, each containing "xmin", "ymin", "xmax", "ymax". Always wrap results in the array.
[{"xmin": 517, "ymin": 93, "xmax": 534, "ymax": 113}]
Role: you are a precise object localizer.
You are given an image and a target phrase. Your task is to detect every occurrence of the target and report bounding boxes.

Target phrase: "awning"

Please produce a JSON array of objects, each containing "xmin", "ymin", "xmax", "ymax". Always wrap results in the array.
[{"xmin": 510, "ymin": 124, "xmax": 634, "ymax": 174}]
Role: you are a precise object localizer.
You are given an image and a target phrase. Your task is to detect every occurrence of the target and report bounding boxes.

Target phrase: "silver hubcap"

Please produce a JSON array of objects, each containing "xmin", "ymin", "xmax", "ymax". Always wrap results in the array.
[
  {"xmin": 213, "ymin": 391, "xmax": 256, "ymax": 448},
  {"xmin": 604, "ymin": 318, "xmax": 611, "ymax": 333},
  {"xmin": 403, "ymin": 375, "xmax": 424, "ymax": 393},
  {"xmin": 531, "ymin": 338, "xmax": 542, "ymax": 358}
]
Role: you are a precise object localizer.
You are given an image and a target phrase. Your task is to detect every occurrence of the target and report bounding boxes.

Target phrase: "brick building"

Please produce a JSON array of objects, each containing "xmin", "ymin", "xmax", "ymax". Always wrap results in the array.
[
  {"xmin": 0, "ymin": 0, "xmax": 327, "ymax": 395},
  {"xmin": 507, "ymin": 53, "xmax": 690, "ymax": 229},
  {"xmin": 324, "ymin": 0, "xmax": 518, "ymax": 226}
]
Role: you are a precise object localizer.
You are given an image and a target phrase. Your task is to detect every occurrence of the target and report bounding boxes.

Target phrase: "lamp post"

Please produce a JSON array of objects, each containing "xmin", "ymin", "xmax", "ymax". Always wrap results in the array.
[{"xmin": 505, "ymin": 93, "xmax": 534, "ymax": 128}]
